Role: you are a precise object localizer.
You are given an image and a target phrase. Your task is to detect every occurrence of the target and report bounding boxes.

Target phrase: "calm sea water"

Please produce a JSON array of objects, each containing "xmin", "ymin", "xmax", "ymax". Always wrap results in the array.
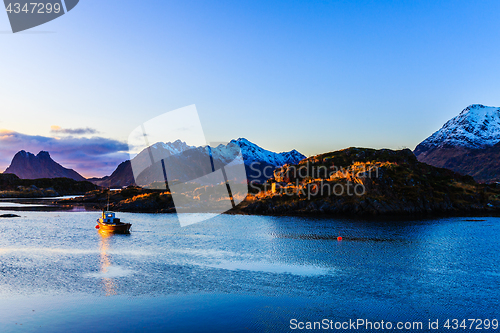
[{"xmin": 0, "ymin": 206, "xmax": 498, "ymax": 332}]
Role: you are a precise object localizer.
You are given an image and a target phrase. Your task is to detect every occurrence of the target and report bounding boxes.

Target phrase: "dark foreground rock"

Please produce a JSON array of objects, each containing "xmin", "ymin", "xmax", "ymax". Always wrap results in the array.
[{"xmin": 0, "ymin": 214, "xmax": 20, "ymax": 218}]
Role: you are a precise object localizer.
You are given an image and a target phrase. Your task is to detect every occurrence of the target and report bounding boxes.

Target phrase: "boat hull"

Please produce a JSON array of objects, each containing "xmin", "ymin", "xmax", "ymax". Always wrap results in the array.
[{"xmin": 97, "ymin": 220, "xmax": 132, "ymax": 234}]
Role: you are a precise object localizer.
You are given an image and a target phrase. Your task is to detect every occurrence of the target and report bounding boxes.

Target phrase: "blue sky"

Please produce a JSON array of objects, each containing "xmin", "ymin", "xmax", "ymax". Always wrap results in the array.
[{"xmin": 1, "ymin": 0, "xmax": 500, "ymax": 176}]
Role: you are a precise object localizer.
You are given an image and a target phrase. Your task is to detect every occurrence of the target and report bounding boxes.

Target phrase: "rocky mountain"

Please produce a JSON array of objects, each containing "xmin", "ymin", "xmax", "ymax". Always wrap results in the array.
[
  {"xmin": 414, "ymin": 104, "xmax": 500, "ymax": 183},
  {"xmin": 92, "ymin": 138, "xmax": 305, "ymax": 187},
  {"xmin": 88, "ymin": 160, "xmax": 134, "ymax": 188},
  {"xmin": 3, "ymin": 151, "xmax": 86, "ymax": 181}
]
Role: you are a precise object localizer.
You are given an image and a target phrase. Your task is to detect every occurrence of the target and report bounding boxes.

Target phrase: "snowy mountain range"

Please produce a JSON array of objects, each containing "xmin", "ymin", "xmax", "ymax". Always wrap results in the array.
[
  {"xmin": 90, "ymin": 138, "xmax": 305, "ymax": 187},
  {"xmin": 414, "ymin": 104, "xmax": 500, "ymax": 183},
  {"xmin": 128, "ymin": 138, "xmax": 305, "ymax": 186}
]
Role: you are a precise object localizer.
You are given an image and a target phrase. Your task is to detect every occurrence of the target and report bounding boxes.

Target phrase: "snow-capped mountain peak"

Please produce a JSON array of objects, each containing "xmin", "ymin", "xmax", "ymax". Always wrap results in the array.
[
  {"xmin": 150, "ymin": 140, "xmax": 194, "ymax": 154},
  {"xmin": 127, "ymin": 137, "xmax": 305, "ymax": 185},
  {"xmin": 417, "ymin": 104, "xmax": 500, "ymax": 150},
  {"xmin": 135, "ymin": 137, "xmax": 305, "ymax": 170},
  {"xmin": 229, "ymin": 137, "xmax": 305, "ymax": 166}
]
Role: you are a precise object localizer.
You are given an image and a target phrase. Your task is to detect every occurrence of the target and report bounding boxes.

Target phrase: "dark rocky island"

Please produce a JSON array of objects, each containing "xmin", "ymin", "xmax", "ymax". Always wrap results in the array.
[
  {"xmin": 238, "ymin": 147, "xmax": 500, "ymax": 216},
  {"xmin": 59, "ymin": 186, "xmax": 175, "ymax": 213}
]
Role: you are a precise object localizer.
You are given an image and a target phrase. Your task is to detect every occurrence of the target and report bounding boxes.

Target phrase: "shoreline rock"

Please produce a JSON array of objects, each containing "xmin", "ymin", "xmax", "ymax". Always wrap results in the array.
[{"xmin": 0, "ymin": 214, "xmax": 21, "ymax": 218}]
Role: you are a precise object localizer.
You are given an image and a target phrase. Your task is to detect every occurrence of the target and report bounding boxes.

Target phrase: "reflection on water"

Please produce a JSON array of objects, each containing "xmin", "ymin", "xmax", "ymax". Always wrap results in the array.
[
  {"xmin": 99, "ymin": 230, "xmax": 116, "ymax": 297},
  {"xmin": 93, "ymin": 231, "xmax": 135, "ymax": 296}
]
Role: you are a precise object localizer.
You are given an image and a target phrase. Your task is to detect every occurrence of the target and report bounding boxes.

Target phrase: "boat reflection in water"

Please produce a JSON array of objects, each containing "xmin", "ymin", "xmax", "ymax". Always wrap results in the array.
[
  {"xmin": 98, "ymin": 230, "xmax": 117, "ymax": 296},
  {"xmin": 96, "ymin": 229, "xmax": 134, "ymax": 296}
]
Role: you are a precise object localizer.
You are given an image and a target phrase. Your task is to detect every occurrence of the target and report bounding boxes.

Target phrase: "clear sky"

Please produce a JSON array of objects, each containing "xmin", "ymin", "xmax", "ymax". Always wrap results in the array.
[{"xmin": 1, "ymin": 0, "xmax": 500, "ymax": 177}]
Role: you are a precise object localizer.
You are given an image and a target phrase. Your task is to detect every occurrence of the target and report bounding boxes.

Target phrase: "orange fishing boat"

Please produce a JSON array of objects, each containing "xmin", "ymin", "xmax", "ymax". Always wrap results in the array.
[{"xmin": 96, "ymin": 211, "xmax": 131, "ymax": 234}]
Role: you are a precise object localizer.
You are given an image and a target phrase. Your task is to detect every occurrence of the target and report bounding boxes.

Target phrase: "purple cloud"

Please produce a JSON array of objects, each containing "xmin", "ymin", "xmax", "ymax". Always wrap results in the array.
[
  {"xmin": 0, "ymin": 130, "xmax": 129, "ymax": 178},
  {"xmin": 50, "ymin": 125, "xmax": 100, "ymax": 135}
]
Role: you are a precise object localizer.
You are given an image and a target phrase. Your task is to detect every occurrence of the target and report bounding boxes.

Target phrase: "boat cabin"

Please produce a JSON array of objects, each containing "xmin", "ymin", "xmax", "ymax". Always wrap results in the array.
[
  {"xmin": 102, "ymin": 211, "xmax": 115, "ymax": 220},
  {"xmin": 101, "ymin": 211, "xmax": 120, "ymax": 224}
]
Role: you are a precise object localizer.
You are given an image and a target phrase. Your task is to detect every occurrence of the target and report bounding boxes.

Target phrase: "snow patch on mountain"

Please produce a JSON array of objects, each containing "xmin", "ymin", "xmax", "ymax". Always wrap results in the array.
[{"xmin": 417, "ymin": 104, "xmax": 500, "ymax": 150}]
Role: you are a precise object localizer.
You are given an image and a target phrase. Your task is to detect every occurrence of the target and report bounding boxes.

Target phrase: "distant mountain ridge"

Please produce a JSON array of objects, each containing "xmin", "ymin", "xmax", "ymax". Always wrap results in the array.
[
  {"xmin": 132, "ymin": 137, "xmax": 304, "ymax": 169},
  {"xmin": 414, "ymin": 104, "xmax": 500, "ymax": 183},
  {"xmin": 3, "ymin": 150, "xmax": 85, "ymax": 181},
  {"xmin": 2, "ymin": 139, "xmax": 305, "ymax": 187},
  {"xmin": 94, "ymin": 138, "xmax": 306, "ymax": 187}
]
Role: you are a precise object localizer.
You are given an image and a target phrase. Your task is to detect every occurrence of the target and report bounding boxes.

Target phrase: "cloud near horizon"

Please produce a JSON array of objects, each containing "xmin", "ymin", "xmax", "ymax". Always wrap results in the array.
[
  {"xmin": 50, "ymin": 125, "xmax": 99, "ymax": 135},
  {"xmin": 0, "ymin": 130, "xmax": 129, "ymax": 178}
]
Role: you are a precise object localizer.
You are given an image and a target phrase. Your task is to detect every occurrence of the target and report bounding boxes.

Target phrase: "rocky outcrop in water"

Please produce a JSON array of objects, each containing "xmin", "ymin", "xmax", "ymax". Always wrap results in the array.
[{"xmin": 236, "ymin": 147, "xmax": 500, "ymax": 216}]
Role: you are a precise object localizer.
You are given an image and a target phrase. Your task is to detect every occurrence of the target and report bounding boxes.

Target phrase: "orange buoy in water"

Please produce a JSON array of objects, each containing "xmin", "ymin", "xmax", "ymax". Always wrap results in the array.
[
  {"xmin": 95, "ymin": 225, "xmax": 100, "ymax": 229},
  {"xmin": 337, "ymin": 236, "xmax": 342, "ymax": 241}
]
